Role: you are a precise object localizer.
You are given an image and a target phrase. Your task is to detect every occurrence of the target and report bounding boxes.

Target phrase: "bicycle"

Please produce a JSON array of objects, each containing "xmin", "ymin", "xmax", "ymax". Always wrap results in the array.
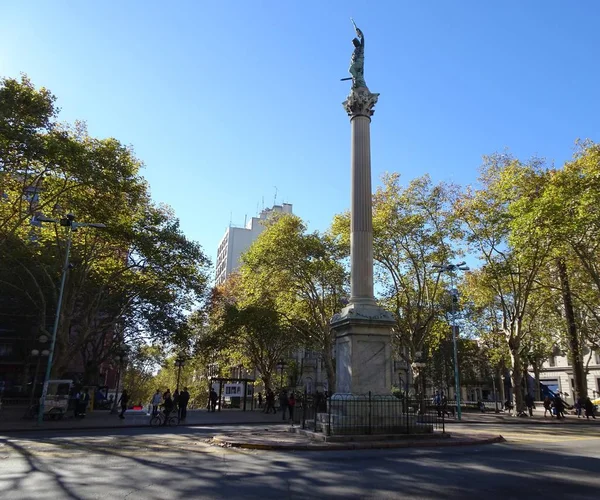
[{"xmin": 149, "ymin": 409, "xmax": 179, "ymax": 427}]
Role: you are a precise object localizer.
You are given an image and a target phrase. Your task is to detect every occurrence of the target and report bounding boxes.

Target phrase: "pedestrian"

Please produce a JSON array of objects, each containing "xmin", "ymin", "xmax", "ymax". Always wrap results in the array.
[
  {"xmin": 162, "ymin": 390, "xmax": 174, "ymax": 425},
  {"xmin": 179, "ymin": 387, "xmax": 190, "ymax": 420},
  {"xmin": 209, "ymin": 388, "xmax": 218, "ymax": 412},
  {"xmin": 525, "ymin": 393, "xmax": 535, "ymax": 417},
  {"xmin": 575, "ymin": 395, "xmax": 583, "ymax": 418},
  {"xmin": 288, "ymin": 393, "xmax": 296, "ymax": 424},
  {"xmin": 543, "ymin": 396, "xmax": 553, "ymax": 417},
  {"xmin": 265, "ymin": 389, "xmax": 276, "ymax": 414},
  {"xmin": 72, "ymin": 388, "xmax": 81, "ymax": 418},
  {"xmin": 280, "ymin": 390, "xmax": 289, "ymax": 420},
  {"xmin": 441, "ymin": 392, "xmax": 453, "ymax": 418},
  {"xmin": 118, "ymin": 389, "xmax": 129, "ymax": 419},
  {"xmin": 553, "ymin": 395, "xmax": 565, "ymax": 420},
  {"xmin": 173, "ymin": 389, "xmax": 180, "ymax": 417},
  {"xmin": 79, "ymin": 388, "xmax": 90, "ymax": 417},
  {"xmin": 434, "ymin": 391, "xmax": 442, "ymax": 417},
  {"xmin": 584, "ymin": 397, "xmax": 596, "ymax": 420},
  {"xmin": 151, "ymin": 389, "xmax": 162, "ymax": 416},
  {"xmin": 258, "ymin": 391, "xmax": 263, "ymax": 409}
]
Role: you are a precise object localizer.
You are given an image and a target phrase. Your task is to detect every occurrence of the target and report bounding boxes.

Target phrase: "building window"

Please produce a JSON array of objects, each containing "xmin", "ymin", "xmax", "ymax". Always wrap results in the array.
[
  {"xmin": 0, "ymin": 344, "xmax": 13, "ymax": 357},
  {"xmin": 548, "ymin": 356, "xmax": 556, "ymax": 367},
  {"xmin": 595, "ymin": 351, "xmax": 600, "ymax": 365}
]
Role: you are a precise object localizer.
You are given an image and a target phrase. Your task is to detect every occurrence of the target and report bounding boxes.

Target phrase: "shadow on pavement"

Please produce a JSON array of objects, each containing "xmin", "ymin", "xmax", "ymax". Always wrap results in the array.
[{"xmin": 1, "ymin": 428, "xmax": 599, "ymax": 499}]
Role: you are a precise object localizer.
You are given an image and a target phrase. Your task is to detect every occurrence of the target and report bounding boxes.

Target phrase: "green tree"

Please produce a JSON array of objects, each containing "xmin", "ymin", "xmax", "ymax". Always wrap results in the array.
[
  {"xmin": 204, "ymin": 278, "xmax": 298, "ymax": 393},
  {"xmin": 239, "ymin": 214, "xmax": 348, "ymax": 391},
  {"xmin": 0, "ymin": 76, "xmax": 211, "ymax": 385},
  {"xmin": 456, "ymin": 154, "xmax": 552, "ymax": 412}
]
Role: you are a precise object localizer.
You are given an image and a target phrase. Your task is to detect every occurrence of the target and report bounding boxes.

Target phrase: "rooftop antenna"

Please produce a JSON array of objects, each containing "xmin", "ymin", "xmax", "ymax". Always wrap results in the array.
[
  {"xmin": 274, "ymin": 186, "xmax": 278, "ymax": 206},
  {"xmin": 229, "ymin": 211, "xmax": 232, "ymax": 226},
  {"xmin": 256, "ymin": 202, "xmax": 259, "ymax": 216}
]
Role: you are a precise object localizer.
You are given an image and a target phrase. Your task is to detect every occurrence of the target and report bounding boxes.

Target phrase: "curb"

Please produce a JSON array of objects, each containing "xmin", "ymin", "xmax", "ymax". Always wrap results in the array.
[
  {"xmin": 0, "ymin": 420, "xmax": 288, "ymax": 435},
  {"xmin": 448, "ymin": 419, "xmax": 600, "ymax": 426},
  {"xmin": 209, "ymin": 434, "xmax": 505, "ymax": 451}
]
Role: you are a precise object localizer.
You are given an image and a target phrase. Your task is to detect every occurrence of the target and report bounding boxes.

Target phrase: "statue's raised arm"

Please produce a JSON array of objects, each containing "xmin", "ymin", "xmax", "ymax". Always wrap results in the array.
[
  {"xmin": 348, "ymin": 19, "xmax": 366, "ymax": 89},
  {"xmin": 351, "ymin": 18, "xmax": 364, "ymax": 45}
]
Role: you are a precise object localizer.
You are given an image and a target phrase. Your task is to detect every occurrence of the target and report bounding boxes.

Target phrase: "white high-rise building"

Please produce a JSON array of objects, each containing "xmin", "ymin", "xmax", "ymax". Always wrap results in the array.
[{"xmin": 215, "ymin": 203, "xmax": 293, "ymax": 286}]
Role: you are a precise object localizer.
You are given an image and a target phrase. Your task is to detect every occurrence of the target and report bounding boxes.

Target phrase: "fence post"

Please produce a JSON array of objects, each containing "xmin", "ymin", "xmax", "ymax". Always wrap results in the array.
[
  {"xmin": 302, "ymin": 388, "xmax": 307, "ymax": 429},
  {"xmin": 327, "ymin": 394, "xmax": 331, "ymax": 436},
  {"xmin": 442, "ymin": 403, "xmax": 445, "ymax": 434},
  {"xmin": 406, "ymin": 395, "xmax": 410, "ymax": 434},
  {"xmin": 368, "ymin": 391, "xmax": 372, "ymax": 435}
]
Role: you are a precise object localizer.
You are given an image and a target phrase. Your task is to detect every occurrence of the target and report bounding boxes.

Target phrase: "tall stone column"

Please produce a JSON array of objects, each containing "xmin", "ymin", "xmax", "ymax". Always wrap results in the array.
[
  {"xmin": 348, "ymin": 91, "xmax": 377, "ymax": 307},
  {"xmin": 331, "ymin": 86, "xmax": 395, "ymax": 396}
]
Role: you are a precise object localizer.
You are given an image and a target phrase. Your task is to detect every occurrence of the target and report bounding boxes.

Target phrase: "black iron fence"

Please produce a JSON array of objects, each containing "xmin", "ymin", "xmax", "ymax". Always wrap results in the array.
[{"xmin": 301, "ymin": 392, "xmax": 445, "ymax": 436}]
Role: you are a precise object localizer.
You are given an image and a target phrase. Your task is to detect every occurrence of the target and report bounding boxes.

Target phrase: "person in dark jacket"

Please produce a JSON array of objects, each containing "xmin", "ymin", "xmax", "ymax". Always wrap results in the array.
[
  {"xmin": 279, "ymin": 390, "xmax": 289, "ymax": 420},
  {"xmin": 209, "ymin": 389, "xmax": 218, "ymax": 412},
  {"xmin": 264, "ymin": 390, "xmax": 276, "ymax": 414},
  {"xmin": 584, "ymin": 397, "xmax": 597, "ymax": 420},
  {"xmin": 118, "ymin": 390, "xmax": 129, "ymax": 419},
  {"xmin": 173, "ymin": 390, "xmax": 180, "ymax": 417},
  {"xmin": 553, "ymin": 395, "xmax": 565, "ymax": 420},
  {"xmin": 525, "ymin": 393, "xmax": 535, "ymax": 417},
  {"xmin": 179, "ymin": 387, "xmax": 190, "ymax": 420},
  {"xmin": 162, "ymin": 390, "xmax": 174, "ymax": 425}
]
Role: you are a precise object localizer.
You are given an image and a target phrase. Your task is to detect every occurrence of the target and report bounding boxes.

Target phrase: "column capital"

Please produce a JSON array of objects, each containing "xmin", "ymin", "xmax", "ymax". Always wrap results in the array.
[{"xmin": 343, "ymin": 87, "xmax": 380, "ymax": 119}]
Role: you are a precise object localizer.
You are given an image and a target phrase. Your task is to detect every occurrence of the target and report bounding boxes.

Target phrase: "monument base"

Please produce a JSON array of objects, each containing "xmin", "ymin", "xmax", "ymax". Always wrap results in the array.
[
  {"xmin": 331, "ymin": 303, "xmax": 395, "ymax": 395},
  {"xmin": 314, "ymin": 394, "xmax": 434, "ymax": 435}
]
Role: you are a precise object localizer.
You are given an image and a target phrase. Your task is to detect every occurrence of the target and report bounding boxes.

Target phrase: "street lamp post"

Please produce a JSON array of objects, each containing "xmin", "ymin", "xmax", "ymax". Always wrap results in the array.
[
  {"xmin": 174, "ymin": 356, "xmax": 186, "ymax": 392},
  {"xmin": 492, "ymin": 374, "xmax": 499, "ymax": 413},
  {"xmin": 276, "ymin": 360, "xmax": 286, "ymax": 389},
  {"xmin": 28, "ymin": 335, "xmax": 49, "ymax": 408},
  {"xmin": 433, "ymin": 261, "xmax": 469, "ymax": 421},
  {"xmin": 32, "ymin": 213, "xmax": 106, "ymax": 426},
  {"xmin": 110, "ymin": 346, "xmax": 129, "ymax": 414}
]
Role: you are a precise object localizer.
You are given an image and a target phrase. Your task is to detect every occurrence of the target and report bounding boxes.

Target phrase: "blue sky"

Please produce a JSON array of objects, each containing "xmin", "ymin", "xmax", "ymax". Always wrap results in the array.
[{"xmin": 2, "ymin": 1, "xmax": 599, "ymax": 270}]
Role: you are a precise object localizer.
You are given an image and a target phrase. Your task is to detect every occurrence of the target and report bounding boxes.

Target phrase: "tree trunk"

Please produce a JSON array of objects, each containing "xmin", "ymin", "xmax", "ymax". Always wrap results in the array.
[
  {"xmin": 262, "ymin": 374, "xmax": 272, "ymax": 393},
  {"xmin": 497, "ymin": 367, "xmax": 505, "ymax": 404},
  {"xmin": 510, "ymin": 348, "xmax": 525, "ymax": 413},
  {"xmin": 557, "ymin": 258, "xmax": 587, "ymax": 400},
  {"xmin": 533, "ymin": 361, "xmax": 541, "ymax": 401}
]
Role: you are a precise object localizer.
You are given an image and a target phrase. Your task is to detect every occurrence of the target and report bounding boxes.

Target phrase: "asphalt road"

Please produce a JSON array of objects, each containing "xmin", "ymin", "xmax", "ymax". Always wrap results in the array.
[{"xmin": 0, "ymin": 423, "xmax": 599, "ymax": 499}]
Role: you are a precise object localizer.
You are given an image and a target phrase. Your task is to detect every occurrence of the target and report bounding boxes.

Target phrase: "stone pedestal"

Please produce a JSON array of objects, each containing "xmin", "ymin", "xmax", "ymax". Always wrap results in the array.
[{"xmin": 332, "ymin": 305, "xmax": 395, "ymax": 395}]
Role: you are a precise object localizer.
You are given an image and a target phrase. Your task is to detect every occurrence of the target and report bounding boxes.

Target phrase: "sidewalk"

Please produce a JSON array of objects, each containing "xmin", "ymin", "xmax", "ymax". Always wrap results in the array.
[
  {"xmin": 208, "ymin": 426, "xmax": 504, "ymax": 451},
  {"xmin": 447, "ymin": 409, "xmax": 599, "ymax": 425},
  {"xmin": 0, "ymin": 408, "xmax": 285, "ymax": 434}
]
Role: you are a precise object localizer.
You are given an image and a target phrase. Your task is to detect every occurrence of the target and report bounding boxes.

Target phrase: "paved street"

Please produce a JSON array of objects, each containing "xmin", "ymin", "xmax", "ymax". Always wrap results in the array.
[{"xmin": 1, "ymin": 422, "xmax": 599, "ymax": 499}]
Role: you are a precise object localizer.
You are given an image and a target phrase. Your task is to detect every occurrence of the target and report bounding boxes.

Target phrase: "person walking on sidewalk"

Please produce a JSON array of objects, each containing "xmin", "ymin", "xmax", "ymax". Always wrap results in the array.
[
  {"xmin": 173, "ymin": 390, "xmax": 180, "ymax": 418},
  {"xmin": 162, "ymin": 390, "xmax": 174, "ymax": 425},
  {"xmin": 525, "ymin": 393, "xmax": 535, "ymax": 417},
  {"xmin": 264, "ymin": 390, "xmax": 276, "ymax": 414},
  {"xmin": 288, "ymin": 393, "xmax": 296, "ymax": 424},
  {"xmin": 209, "ymin": 389, "xmax": 218, "ymax": 412},
  {"xmin": 151, "ymin": 389, "xmax": 161, "ymax": 416},
  {"xmin": 118, "ymin": 390, "xmax": 129, "ymax": 419},
  {"xmin": 280, "ymin": 390, "xmax": 289, "ymax": 420},
  {"xmin": 258, "ymin": 392, "xmax": 263, "ymax": 409},
  {"xmin": 584, "ymin": 397, "xmax": 597, "ymax": 420},
  {"xmin": 179, "ymin": 387, "xmax": 190, "ymax": 421},
  {"xmin": 553, "ymin": 395, "xmax": 566, "ymax": 419},
  {"xmin": 543, "ymin": 396, "xmax": 553, "ymax": 417}
]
